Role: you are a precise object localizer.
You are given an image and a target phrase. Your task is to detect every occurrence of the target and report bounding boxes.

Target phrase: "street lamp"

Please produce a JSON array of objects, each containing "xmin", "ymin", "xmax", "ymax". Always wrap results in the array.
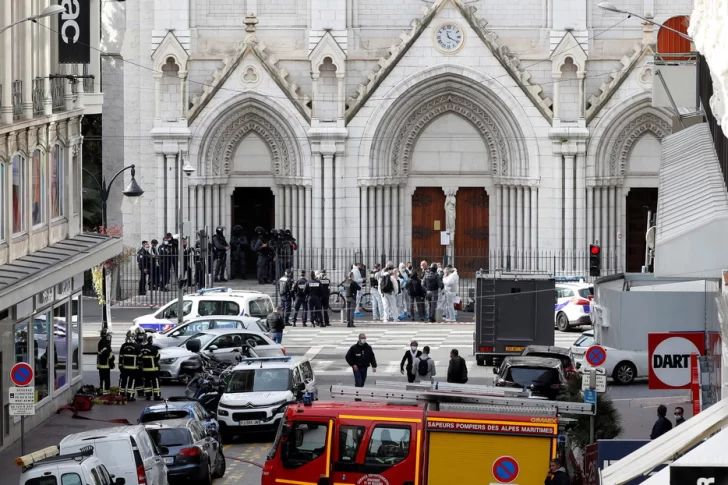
[
  {"xmin": 83, "ymin": 165, "xmax": 144, "ymax": 330},
  {"xmin": 597, "ymin": 2, "xmax": 694, "ymax": 41},
  {"xmin": 0, "ymin": 5, "xmax": 65, "ymax": 34},
  {"xmin": 177, "ymin": 157, "xmax": 195, "ymax": 325}
]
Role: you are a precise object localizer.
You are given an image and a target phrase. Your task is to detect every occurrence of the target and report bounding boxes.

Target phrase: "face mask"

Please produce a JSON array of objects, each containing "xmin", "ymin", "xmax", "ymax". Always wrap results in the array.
[
  {"xmin": 674, "ymin": 414, "xmax": 682, "ymax": 418},
  {"xmin": 411, "ymin": 346, "xmax": 417, "ymax": 352},
  {"xmin": 163, "ymin": 241, "xmax": 169, "ymax": 245},
  {"xmin": 359, "ymin": 339, "xmax": 366, "ymax": 345}
]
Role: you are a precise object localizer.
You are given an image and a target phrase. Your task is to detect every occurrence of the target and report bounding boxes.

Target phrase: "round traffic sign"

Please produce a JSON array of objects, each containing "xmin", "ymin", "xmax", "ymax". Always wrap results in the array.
[
  {"xmin": 10, "ymin": 362, "xmax": 34, "ymax": 387},
  {"xmin": 585, "ymin": 345, "xmax": 607, "ymax": 367},
  {"xmin": 492, "ymin": 456, "xmax": 520, "ymax": 483}
]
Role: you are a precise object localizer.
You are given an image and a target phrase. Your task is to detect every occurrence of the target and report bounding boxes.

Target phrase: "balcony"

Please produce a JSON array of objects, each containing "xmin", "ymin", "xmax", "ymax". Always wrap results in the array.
[
  {"xmin": 12, "ymin": 80, "xmax": 22, "ymax": 120},
  {"xmin": 32, "ymin": 77, "xmax": 45, "ymax": 116},
  {"xmin": 51, "ymin": 77, "xmax": 65, "ymax": 113}
]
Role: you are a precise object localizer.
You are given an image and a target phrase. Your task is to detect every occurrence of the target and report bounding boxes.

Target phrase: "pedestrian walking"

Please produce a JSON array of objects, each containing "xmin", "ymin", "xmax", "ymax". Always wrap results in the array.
[
  {"xmin": 423, "ymin": 263, "xmax": 444, "ymax": 322},
  {"xmin": 119, "ymin": 331, "xmax": 140, "ymax": 401},
  {"xmin": 352, "ymin": 263, "xmax": 366, "ymax": 316},
  {"xmin": 544, "ymin": 459, "xmax": 570, "ymax": 485},
  {"xmin": 267, "ymin": 305, "xmax": 285, "ymax": 344},
  {"xmin": 674, "ymin": 406, "xmax": 686, "ymax": 426},
  {"xmin": 379, "ymin": 263, "xmax": 398, "ymax": 322},
  {"xmin": 400, "ymin": 341, "xmax": 422, "ymax": 383},
  {"xmin": 650, "ymin": 404, "xmax": 673, "ymax": 440},
  {"xmin": 278, "ymin": 269, "xmax": 293, "ymax": 325},
  {"xmin": 342, "ymin": 271, "xmax": 361, "ymax": 327},
  {"xmin": 140, "ymin": 334, "xmax": 162, "ymax": 401},
  {"xmin": 446, "ymin": 349, "xmax": 468, "ymax": 384},
  {"xmin": 370, "ymin": 264, "xmax": 384, "ymax": 320},
  {"xmin": 319, "ymin": 269, "xmax": 332, "ymax": 327},
  {"xmin": 407, "ymin": 271, "xmax": 426, "ymax": 321},
  {"xmin": 412, "ymin": 345, "xmax": 436, "ymax": 383},
  {"xmin": 291, "ymin": 270, "xmax": 309, "ymax": 327},
  {"xmin": 345, "ymin": 334, "xmax": 377, "ymax": 388},
  {"xmin": 97, "ymin": 328, "xmax": 114, "ymax": 395},
  {"xmin": 136, "ymin": 241, "xmax": 151, "ymax": 295},
  {"xmin": 305, "ymin": 271, "xmax": 324, "ymax": 327}
]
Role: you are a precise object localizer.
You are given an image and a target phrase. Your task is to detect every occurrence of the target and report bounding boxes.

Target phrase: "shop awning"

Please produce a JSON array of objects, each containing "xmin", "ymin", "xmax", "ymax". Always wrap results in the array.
[
  {"xmin": 654, "ymin": 122, "xmax": 728, "ymax": 279},
  {"xmin": 601, "ymin": 398, "xmax": 728, "ymax": 485},
  {"xmin": 640, "ymin": 426, "xmax": 728, "ymax": 484},
  {"xmin": 0, "ymin": 233, "xmax": 122, "ymax": 310}
]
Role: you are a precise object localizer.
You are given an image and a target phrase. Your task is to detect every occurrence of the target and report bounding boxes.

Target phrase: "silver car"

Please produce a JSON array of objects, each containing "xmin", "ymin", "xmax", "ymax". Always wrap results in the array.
[
  {"xmin": 158, "ymin": 328, "xmax": 285, "ymax": 382},
  {"xmin": 152, "ymin": 316, "xmax": 271, "ymax": 349}
]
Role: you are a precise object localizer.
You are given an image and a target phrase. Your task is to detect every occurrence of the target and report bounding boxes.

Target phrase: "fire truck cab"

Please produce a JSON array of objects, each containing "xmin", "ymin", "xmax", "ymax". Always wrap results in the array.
[{"xmin": 261, "ymin": 384, "xmax": 593, "ymax": 485}]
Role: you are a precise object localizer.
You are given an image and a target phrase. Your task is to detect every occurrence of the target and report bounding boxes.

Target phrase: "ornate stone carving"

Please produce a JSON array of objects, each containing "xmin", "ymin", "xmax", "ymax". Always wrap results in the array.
[
  {"xmin": 38, "ymin": 124, "xmax": 48, "ymax": 151},
  {"xmin": 17, "ymin": 130, "xmax": 28, "ymax": 155},
  {"xmin": 28, "ymin": 127, "xmax": 38, "ymax": 153},
  {"xmin": 609, "ymin": 113, "xmax": 671, "ymax": 176},
  {"xmin": 241, "ymin": 65, "xmax": 261, "ymax": 88},
  {"xmin": 8, "ymin": 132, "xmax": 17, "ymax": 155},
  {"xmin": 445, "ymin": 192, "xmax": 456, "ymax": 240},
  {"xmin": 392, "ymin": 93, "xmax": 508, "ymax": 176},
  {"xmin": 0, "ymin": 134, "xmax": 7, "ymax": 162},
  {"xmin": 49, "ymin": 122, "xmax": 58, "ymax": 145}
]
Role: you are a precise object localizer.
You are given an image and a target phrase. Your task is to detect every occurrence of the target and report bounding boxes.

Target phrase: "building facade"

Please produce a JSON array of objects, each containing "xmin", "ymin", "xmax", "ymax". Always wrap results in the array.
[
  {"xmin": 107, "ymin": 0, "xmax": 692, "ymax": 275},
  {"xmin": 0, "ymin": 0, "xmax": 120, "ymax": 450}
]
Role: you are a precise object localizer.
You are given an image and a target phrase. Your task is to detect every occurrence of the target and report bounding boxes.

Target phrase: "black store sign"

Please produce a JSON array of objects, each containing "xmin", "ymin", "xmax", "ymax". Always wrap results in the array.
[
  {"xmin": 58, "ymin": 0, "xmax": 90, "ymax": 64},
  {"xmin": 671, "ymin": 466, "xmax": 728, "ymax": 484}
]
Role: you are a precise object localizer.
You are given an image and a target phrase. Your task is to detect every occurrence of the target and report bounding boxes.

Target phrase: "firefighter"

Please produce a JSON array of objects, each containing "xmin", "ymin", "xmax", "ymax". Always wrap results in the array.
[
  {"xmin": 140, "ymin": 334, "xmax": 162, "ymax": 400},
  {"xmin": 305, "ymin": 271, "xmax": 323, "ymax": 327},
  {"xmin": 318, "ymin": 269, "xmax": 332, "ymax": 327},
  {"xmin": 97, "ymin": 328, "xmax": 114, "ymax": 395},
  {"xmin": 134, "ymin": 329, "xmax": 147, "ymax": 397},
  {"xmin": 278, "ymin": 268, "xmax": 293, "ymax": 325},
  {"xmin": 291, "ymin": 270, "xmax": 309, "ymax": 327},
  {"xmin": 119, "ymin": 331, "xmax": 140, "ymax": 401}
]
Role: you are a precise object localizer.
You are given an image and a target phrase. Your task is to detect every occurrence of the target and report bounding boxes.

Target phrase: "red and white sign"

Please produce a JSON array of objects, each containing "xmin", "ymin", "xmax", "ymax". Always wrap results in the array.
[
  {"xmin": 648, "ymin": 332, "xmax": 706, "ymax": 389},
  {"xmin": 690, "ymin": 353, "xmax": 701, "ymax": 416}
]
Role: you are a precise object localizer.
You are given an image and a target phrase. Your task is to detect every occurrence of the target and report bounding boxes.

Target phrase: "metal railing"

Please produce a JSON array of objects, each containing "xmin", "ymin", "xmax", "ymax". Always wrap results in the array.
[
  {"xmin": 32, "ymin": 77, "xmax": 45, "ymax": 115},
  {"xmin": 51, "ymin": 77, "xmax": 65, "ymax": 113},
  {"xmin": 12, "ymin": 80, "xmax": 22, "ymax": 119}
]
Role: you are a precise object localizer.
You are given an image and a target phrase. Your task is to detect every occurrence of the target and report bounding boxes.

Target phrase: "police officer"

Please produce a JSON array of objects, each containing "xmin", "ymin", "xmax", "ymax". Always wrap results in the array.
[
  {"xmin": 97, "ymin": 328, "xmax": 114, "ymax": 395},
  {"xmin": 158, "ymin": 235, "xmax": 173, "ymax": 291},
  {"xmin": 119, "ymin": 331, "xmax": 141, "ymax": 401},
  {"xmin": 193, "ymin": 241, "xmax": 205, "ymax": 288},
  {"xmin": 140, "ymin": 334, "xmax": 162, "ymax": 400},
  {"xmin": 212, "ymin": 226, "xmax": 229, "ymax": 282},
  {"xmin": 230, "ymin": 225, "xmax": 249, "ymax": 280},
  {"xmin": 423, "ymin": 263, "xmax": 444, "ymax": 323},
  {"xmin": 279, "ymin": 269, "xmax": 293, "ymax": 325},
  {"xmin": 318, "ymin": 269, "xmax": 332, "ymax": 327},
  {"xmin": 251, "ymin": 227, "xmax": 271, "ymax": 284},
  {"xmin": 305, "ymin": 271, "xmax": 324, "ymax": 327},
  {"xmin": 134, "ymin": 329, "xmax": 147, "ymax": 397},
  {"xmin": 137, "ymin": 241, "xmax": 151, "ymax": 296},
  {"xmin": 291, "ymin": 270, "xmax": 309, "ymax": 327},
  {"xmin": 181, "ymin": 238, "xmax": 193, "ymax": 286}
]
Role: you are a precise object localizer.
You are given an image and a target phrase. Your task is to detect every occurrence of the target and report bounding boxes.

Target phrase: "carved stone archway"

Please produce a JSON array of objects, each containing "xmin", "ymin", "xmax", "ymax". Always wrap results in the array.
[{"xmin": 608, "ymin": 113, "xmax": 671, "ymax": 176}]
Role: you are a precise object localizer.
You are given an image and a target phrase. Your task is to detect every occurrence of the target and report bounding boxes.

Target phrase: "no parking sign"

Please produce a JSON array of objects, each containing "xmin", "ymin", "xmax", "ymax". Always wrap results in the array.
[{"xmin": 492, "ymin": 456, "xmax": 520, "ymax": 483}]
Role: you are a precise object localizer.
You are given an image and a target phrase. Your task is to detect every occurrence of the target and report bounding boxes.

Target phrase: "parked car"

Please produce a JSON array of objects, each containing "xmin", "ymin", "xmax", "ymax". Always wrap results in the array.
[
  {"xmin": 570, "ymin": 330, "xmax": 647, "ymax": 385},
  {"xmin": 152, "ymin": 316, "xmax": 271, "ymax": 348},
  {"xmin": 521, "ymin": 345, "xmax": 577, "ymax": 377},
  {"xmin": 493, "ymin": 356, "xmax": 566, "ymax": 400},
  {"xmin": 145, "ymin": 419, "xmax": 225, "ymax": 484},
  {"xmin": 138, "ymin": 401, "xmax": 220, "ymax": 441},
  {"xmin": 133, "ymin": 288, "xmax": 275, "ymax": 332},
  {"xmin": 217, "ymin": 356, "xmax": 318, "ymax": 440},
  {"xmin": 60, "ymin": 425, "xmax": 168, "ymax": 485},
  {"xmin": 17, "ymin": 445, "xmax": 124, "ymax": 485},
  {"xmin": 554, "ymin": 282, "xmax": 594, "ymax": 331},
  {"xmin": 158, "ymin": 329, "xmax": 285, "ymax": 382}
]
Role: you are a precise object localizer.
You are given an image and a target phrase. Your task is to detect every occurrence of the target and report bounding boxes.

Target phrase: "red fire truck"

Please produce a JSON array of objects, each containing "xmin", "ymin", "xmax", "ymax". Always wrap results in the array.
[{"xmin": 261, "ymin": 383, "xmax": 593, "ymax": 485}]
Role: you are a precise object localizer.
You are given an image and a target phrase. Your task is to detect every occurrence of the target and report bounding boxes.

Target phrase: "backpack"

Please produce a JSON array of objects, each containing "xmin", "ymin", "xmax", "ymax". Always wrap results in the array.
[
  {"xmin": 380, "ymin": 274, "xmax": 394, "ymax": 293},
  {"xmin": 417, "ymin": 357, "xmax": 430, "ymax": 376}
]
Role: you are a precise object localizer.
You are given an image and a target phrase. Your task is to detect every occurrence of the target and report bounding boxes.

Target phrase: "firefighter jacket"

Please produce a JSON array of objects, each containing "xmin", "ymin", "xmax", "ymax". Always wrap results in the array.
[
  {"xmin": 119, "ymin": 342, "xmax": 141, "ymax": 371},
  {"xmin": 97, "ymin": 339, "xmax": 113, "ymax": 369},
  {"xmin": 140, "ymin": 344, "xmax": 161, "ymax": 372}
]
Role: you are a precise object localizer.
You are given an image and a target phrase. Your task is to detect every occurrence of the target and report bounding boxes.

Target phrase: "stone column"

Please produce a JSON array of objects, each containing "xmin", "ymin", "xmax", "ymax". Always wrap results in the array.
[
  {"xmin": 323, "ymin": 154, "xmax": 334, "ymax": 252},
  {"xmin": 524, "ymin": 187, "xmax": 531, "ymax": 270},
  {"xmin": 311, "ymin": 74, "xmax": 320, "ymax": 120},
  {"xmin": 516, "ymin": 186, "xmax": 523, "ymax": 267},
  {"xmin": 155, "ymin": 153, "xmax": 165, "ymax": 235},
  {"xmin": 383, "ymin": 185, "xmax": 391, "ymax": 254},
  {"xmin": 41, "ymin": 0, "xmax": 52, "ymax": 115},
  {"xmin": 552, "ymin": 72, "xmax": 562, "ymax": 120},
  {"xmin": 360, "ymin": 186, "xmax": 367, "ymax": 249},
  {"xmin": 577, "ymin": 71, "xmax": 586, "ymax": 119},
  {"xmin": 297, "ymin": 186, "xmax": 305, "ymax": 260},
  {"xmin": 495, "ymin": 185, "xmax": 502, "ymax": 252},
  {"xmin": 608, "ymin": 185, "xmax": 616, "ymax": 270},
  {"xmin": 564, "ymin": 154, "xmax": 575, "ymax": 252},
  {"xmin": 586, "ymin": 186, "xmax": 593, "ymax": 246},
  {"xmin": 179, "ymin": 70, "xmax": 188, "ymax": 119},
  {"xmin": 64, "ymin": 64, "xmax": 74, "ymax": 111},
  {"xmin": 1, "ymin": 0, "xmax": 12, "ymax": 124},
  {"xmin": 276, "ymin": 184, "xmax": 285, "ymax": 228},
  {"xmin": 154, "ymin": 73, "xmax": 163, "ymax": 120},
  {"xmin": 509, "ymin": 186, "xmax": 516, "ymax": 257},
  {"xmin": 404, "ymin": 185, "xmax": 415, "ymax": 253},
  {"xmin": 600, "ymin": 188, "xmax": 608, "ymax": 250},
  {"xmin": 306, "ymin": 186, "xmax": 313, "ymax": 265},
  {"xmin": 205, "ymin": 186, "xmax": 212, "ymax": 237},
  {"xmin": 444, "ymin": 187, "xmax": 457, "ymax": 265},
  {"xmin": 576, "ymin": 153, "xmax": 586, "ymax": 252},
  {"xmin": 618, "ymin": 185, "xmax": 626, "ymax": 272},
  {"xmin": 377, "ymin": 186, "xmax": 384, "ymax": 252},
  {"xmin": 166, "ymin": 154, "xmax": 177, "ymax": 230},
  {"xmin": 530, "ymin": 187, "xmax": 538, "ymax": 267},
  {"xmin": 336, "ymin": 74, "xmax": 345, "ymax": 120},
  {"xmin": 22, "ymin": 0, "xmax": 33, "ymax": 120},
  {"xmin": 369, "ymin": 186, "xmax": 377, "ymax": 251}
]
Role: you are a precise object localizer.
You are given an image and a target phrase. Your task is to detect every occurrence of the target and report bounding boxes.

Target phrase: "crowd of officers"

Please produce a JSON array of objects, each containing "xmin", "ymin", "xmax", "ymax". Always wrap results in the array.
[
  {"xmin": 277, "ymin": 268, "xmax": 333, "ymax": 327},
  {"xmin": 96, "ymin": 327, "xmax": 162, "ymax": 401}
]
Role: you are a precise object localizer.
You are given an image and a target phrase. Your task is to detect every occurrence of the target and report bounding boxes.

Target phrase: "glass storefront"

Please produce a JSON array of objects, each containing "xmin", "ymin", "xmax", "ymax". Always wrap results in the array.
[
  {"xmin": 14, "ymin": 322, "xmax": 30, "ymax": 364},
  {"xmin": 53, "ymin": 303, "xmax": 67, "ymax": 391},
  {"xmin": 34, "ymin": 311, "xmax": 50, "ymax": 402},
  {"xmin": 70, "ymin": 297, "xmax": 80, "ymax": 380}
]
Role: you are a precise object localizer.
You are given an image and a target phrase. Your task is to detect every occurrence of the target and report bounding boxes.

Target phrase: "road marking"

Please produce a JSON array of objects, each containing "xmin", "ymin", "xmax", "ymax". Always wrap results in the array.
[{"xmin": 303, "ymin": 346, "xmax": 323, "ymax": 360}]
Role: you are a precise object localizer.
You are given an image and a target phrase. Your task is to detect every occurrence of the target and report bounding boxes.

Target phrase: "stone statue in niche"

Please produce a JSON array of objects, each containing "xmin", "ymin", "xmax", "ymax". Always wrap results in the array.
[{"xmin": 445, "ymin": 193, "xmax": 456, "ymax": 240}]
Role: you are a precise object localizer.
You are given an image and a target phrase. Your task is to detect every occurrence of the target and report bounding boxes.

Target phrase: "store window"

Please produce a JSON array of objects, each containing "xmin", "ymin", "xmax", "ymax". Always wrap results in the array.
[
  {"xmin": 53, "ymin": 303, "xmax": 68, "ymax": 391},
  {"xmin": 14, "ymin": 322, "xmax": 30, "ymax": 364},
  {"xmin": 70, "ymin": 296, "xmax": 80, "ymax": 380},
  {"xmin": 51, "ymin": 145, "xmax": 64, "ymax": 218},
  {"xmin": 12, "ymin": 154, "xmax": 25, "ymax": 233},
  {"xmin": 32, "ymin": 149, "xmax": 46, "ymax": 226},
  {"xmin": 34, "ymin": 311, "xmax": 51, "ymax": 402}
]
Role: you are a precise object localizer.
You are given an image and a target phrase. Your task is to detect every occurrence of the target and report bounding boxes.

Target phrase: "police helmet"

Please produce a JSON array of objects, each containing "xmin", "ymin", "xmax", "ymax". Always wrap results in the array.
[
  {"xmin": 100, "ymin": 328, "xmax": 108, "ymax": 338},
  {"xmin": 430, "ymin": 263, "xmax": 438, "ymax": 272},
  {"xmin": 255, "ymin": 226, "xmax": 264, "ymax": 234},
  {"xmin": 216, "ymin": 226, "xmax": 225, "ymax": 236},
  {"xmin": 233, "ymin": 225, "xmax": 242, "ymax": 233},
  {"xmin": 285, "ymin": 268, "xmax": 292, "ymax": 277},
  {"xmin": 126, "ymin": 330, "xmax": 134, "ymax": 342},
  {"xmin": 319, "ymin": 269, "xmax": 326, "ymax": 277}
]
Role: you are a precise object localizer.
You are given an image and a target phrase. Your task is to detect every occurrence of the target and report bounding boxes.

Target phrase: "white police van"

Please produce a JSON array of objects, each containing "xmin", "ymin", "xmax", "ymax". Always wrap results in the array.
[
  {"xmin": 217, "ymin": 356, "xmax": 318, "ymax": 441},
  {"xmin": 554, "ymin": 278, "xmax": 594, "ymax": 331},
  {"xmin": 18, "ymin": 445, "xmax": 124, "ymax": 485}
]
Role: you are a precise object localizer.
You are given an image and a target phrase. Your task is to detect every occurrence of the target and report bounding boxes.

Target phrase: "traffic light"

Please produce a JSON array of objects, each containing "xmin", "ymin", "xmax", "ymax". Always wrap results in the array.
[{"xmin": 589, "ymin": 244, "xmax": 601, "ymax": 277}]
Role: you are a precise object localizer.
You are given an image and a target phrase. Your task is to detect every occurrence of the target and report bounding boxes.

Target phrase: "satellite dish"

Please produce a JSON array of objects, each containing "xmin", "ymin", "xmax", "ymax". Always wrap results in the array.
[{"xmin": 646, "ymin": 226, "xmax": 656, "ymax": 250}]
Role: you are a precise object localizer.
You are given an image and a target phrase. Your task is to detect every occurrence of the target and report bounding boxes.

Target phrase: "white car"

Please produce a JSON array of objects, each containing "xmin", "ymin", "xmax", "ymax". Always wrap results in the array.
[
  {"xmin": 569, "ymin": 330, "xmax": 648, "ymax": 385},
  {"xmin": 133, "ymin": 288, "xmax": 275, "ymax": 332},
  {"xmin": 152, "ymin": 316, "xmax": 271, "ymax": 348},
  {"xmin": 18, "ymin": 446, "xmax": 123, "ymax": 485},
  {"xmin": 217, "ymin": 356, "xmax": 318, "ymax": 440},
  {"xmin": 554, "ymin": 282, "xmax": 594, "ymax": 331}
]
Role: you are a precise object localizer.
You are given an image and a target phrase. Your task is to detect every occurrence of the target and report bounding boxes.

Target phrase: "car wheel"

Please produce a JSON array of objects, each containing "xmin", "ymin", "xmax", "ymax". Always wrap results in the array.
[
  {"xmin": 213, "ymin": 450, "xmax": 226, "ymax": 478},
  {"xmin": 199, "ymin": 462, "xmax": 212, "ymax": 485},
  {"xmin": 613, "ymin": 362, "xmax": 636, "ymax": 385},
  {"xmin": 556, "ymin": 313, "xmax": 570, "ymax": 332},
  {"xmin": 220, "ymin": 425, "xmax": 233, "ymax": 444}
]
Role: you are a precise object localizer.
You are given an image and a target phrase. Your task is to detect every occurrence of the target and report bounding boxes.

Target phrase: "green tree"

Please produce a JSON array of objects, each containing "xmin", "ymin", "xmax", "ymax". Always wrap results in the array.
[{"xmin": 558, "ymin": 374, "xmax": 623, "ymax": 451}]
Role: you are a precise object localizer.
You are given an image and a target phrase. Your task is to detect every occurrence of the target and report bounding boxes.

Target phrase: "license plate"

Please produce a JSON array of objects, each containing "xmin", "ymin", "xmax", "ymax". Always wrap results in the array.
[
  {"xmin": 505, "ymin": 346, "xmax": 525, "ymax": 352},
  {"xmin": 584, "ymin": 306, "xmax": 590, "ymax": 313},
  {"xmin": 238, "ymin": 420, "xmax": 261, "ymax": 426},
  {"xmin": 164, "ymin": 457, "xmax": 174, "ymax": 464}
]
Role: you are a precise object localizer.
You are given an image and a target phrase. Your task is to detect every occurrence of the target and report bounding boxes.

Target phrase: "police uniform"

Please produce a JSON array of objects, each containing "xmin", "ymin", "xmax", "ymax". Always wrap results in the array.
[
  {"xmin": 141, "ymin": 336, "xmax": 162, "ymax": 400},
  {"xmin": 136, "ymin": 245, "xmax": 151, "ymax": 295},
  {"xmin": 319, "ymin": 272, "xmax": 331, "ymax": 327},
  {"xmin": 291, "ymin": 272, "xmax": 309, "ymax": 327},
  {"xmin": 305, "ymin": 275, "xmax": 323, "ymax": 327},
  {"xmin": 96, "ymin": 330, "xmax": 114, "ymax": 395},
  {"xmin": 119, "ymin": 333, "xmax": 141, "ymax": 400},
  {"xmin": 278, "ymin": 271, "xmax": 293, "ymax": 325}
]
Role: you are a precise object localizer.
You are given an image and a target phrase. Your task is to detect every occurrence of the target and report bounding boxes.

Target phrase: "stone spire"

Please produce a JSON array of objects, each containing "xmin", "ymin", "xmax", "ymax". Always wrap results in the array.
[{"xmin": 244, "ymin": 13, "xmax": 258, "ymax": 44}]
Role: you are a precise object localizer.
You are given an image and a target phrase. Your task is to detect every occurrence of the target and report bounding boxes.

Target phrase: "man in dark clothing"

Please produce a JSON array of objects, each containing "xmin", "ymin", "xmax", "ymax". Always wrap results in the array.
[
  {"xmin": 137, "ymin": 241, "xmax": 151, "ymax": 295},
  {"xmin": 423, "ymin": 263, "xmax": 444, "ymax": 322},
  {"xmin": 278, "ymin": 269, "xmax": 293, "ymax": 325},
  {"xmin": 252, "ymin": 226, "xmax": 271, "ymax": 284},
  {"xmin": 149, "ymin": 239, "xmax": 161, "ymax": 290},
  {"xmin": 345, "ymin": 334, "xmax": 377, "ymax": 388},
  {"xmin": 319, "ymin": 270, "xmax": 331, "ymax": 327},
  {"xmin": 158, "ymin": 235, "xmax": 173, "ymax": 291},
  {"xmin": 305, "ymin": 272, "xmax": 324, "ymax": 327},
  {"xmin": 97, "ymin": 328, "xmax": 114, "ymax": 395},
  {"xmin": 230, "ymin": 225, "xmax": 249, "ymax": 280},
  {"xmin": 342, "ymin": 271, "xmax": 361, "ymax": 327},
  {"xmin": 674, "ymin": 406, "xmax": 686, "ymax": 426},
  {"xmin": 544, "ymin": 459, "xmax": 569, "ymax": 485},
  {"xmin": 400, "ymin": 340, "xmax": 422, "ymax": 383},
  {"xmin": 446, "ymin": 348, "xmax": 468, "ymax": 384},
  {"xmin": 140, "ymin": 334, "xmax": 162, "ymax": 401},
  {"xmin": 650, "ymin": 404, "xmax": 673, "ymax": 439},
  {"xmin": 291, "ymin": 270, "xmax": 309, "ymax": 327},
  {"xmin": 407, "ymin": 271, "xmax": 425, "ymax": 321},
  {"xmin": 193, "ymin": 242, "xmax": 205, "ymax": 288},
  {"xmin": 181, "ymin": 238, "xmax": 193, "ymax": 286},
  {"xmin": 267, "ymin": 306, "xmax": 285, "ymax": 344},
  {"xmin": 212, "ymin": 226, "xmax": 229, "ymax": 282}
]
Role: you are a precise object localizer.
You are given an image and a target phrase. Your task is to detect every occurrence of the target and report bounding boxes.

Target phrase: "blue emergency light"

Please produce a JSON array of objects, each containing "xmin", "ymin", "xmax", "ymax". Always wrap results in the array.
[
  {"xmin": 196, "ymin": 287, "xmax": 230, "ymax": 295},
  {"xmin": 554, "ymin": 276, "xmax": 585, "ymax": 282},
  {"xmin": 239, "ymin": 356, "xmax": 292, "ymax": 363}
]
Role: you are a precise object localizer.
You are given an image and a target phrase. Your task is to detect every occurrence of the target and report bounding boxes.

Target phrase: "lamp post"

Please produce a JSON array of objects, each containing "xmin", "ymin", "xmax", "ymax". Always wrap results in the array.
[
  {"xmin": 0, "ymin": 5, "xmax": 65, "ymax": 34},
  {"xmin": 177, "ymin": 156, "xmax": 195, "ymax": 325},
  {"xmin": 83, "ymin": 164, "xmax": 144, "ymax": 330}
]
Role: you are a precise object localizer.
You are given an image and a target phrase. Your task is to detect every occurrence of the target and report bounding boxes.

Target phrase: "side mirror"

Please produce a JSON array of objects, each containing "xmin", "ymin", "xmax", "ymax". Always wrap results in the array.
[
  {"xmin": 185, "ymin": 338, "xmax": 202, "ymax": 353},
  {"xmin": 171, "ymin": 331, "xmax": 181, "ymax": 337},
  {"xmin": 115, "ymin": 479, "xmax": 126, "ymax": 485},
  {"xmin": 208, "ymin": 345, "xmax": 219, "ymax": 352},
  {"xmin": 492, "ymin": 368, "xmax": 499, "ymax": 375}
]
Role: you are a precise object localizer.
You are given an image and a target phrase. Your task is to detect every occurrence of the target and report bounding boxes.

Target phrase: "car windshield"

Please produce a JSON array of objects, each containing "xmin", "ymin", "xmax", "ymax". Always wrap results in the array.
[
  {"xmin": 578, "ymin": 287, "xmax": 594, "ymax": 298},
  {"xmin": 140, "ymin": 410, "xmax": 190, "ymax": 423},
  {"xmin": 506, "ymin": 367, "xmax": 559, "ymax": 387},
  {"xmin": 574, "ymin": 334, "xmax": 595, "ymax": 348},
  {"xmin": 226, "ymin": 368, "xmax": 291, "ymax": 392},
  {"xmin": 179, "ymin": 332, "xmax": 216, "ymax": 348},
  {"xmin": 147, "ymin": 428, "xmax": 193, "ymax": 447}
]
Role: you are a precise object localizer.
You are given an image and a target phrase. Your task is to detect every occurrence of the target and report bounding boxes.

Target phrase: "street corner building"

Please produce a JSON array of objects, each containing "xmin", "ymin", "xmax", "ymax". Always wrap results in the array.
[
  {"xmin": 0, "ymin": 0, "xmax": 121, "ymax": 450},
  {"xmin": 106, "ymin": 0, "xmax": 694, "ymax": 277}
]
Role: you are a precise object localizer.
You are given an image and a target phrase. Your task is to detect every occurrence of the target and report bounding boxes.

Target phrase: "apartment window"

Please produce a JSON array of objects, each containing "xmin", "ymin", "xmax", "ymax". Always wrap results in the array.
[
  {"xmin": 51, "ymin": 145, "xmax": 64, "ymax": 218},
  {"xmin": 32, "ymin": 149, "xmax": 46, "ymax": 226},
  {"xmin": 12, "ymin": 154, "xmax": 25, "ymax": 233}
]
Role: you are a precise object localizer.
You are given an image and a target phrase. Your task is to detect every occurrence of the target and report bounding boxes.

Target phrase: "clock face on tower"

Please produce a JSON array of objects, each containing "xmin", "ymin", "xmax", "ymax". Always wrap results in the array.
[{"xmin": 434, "ymin": 22, "xmax": 464, "ymax": 53}]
